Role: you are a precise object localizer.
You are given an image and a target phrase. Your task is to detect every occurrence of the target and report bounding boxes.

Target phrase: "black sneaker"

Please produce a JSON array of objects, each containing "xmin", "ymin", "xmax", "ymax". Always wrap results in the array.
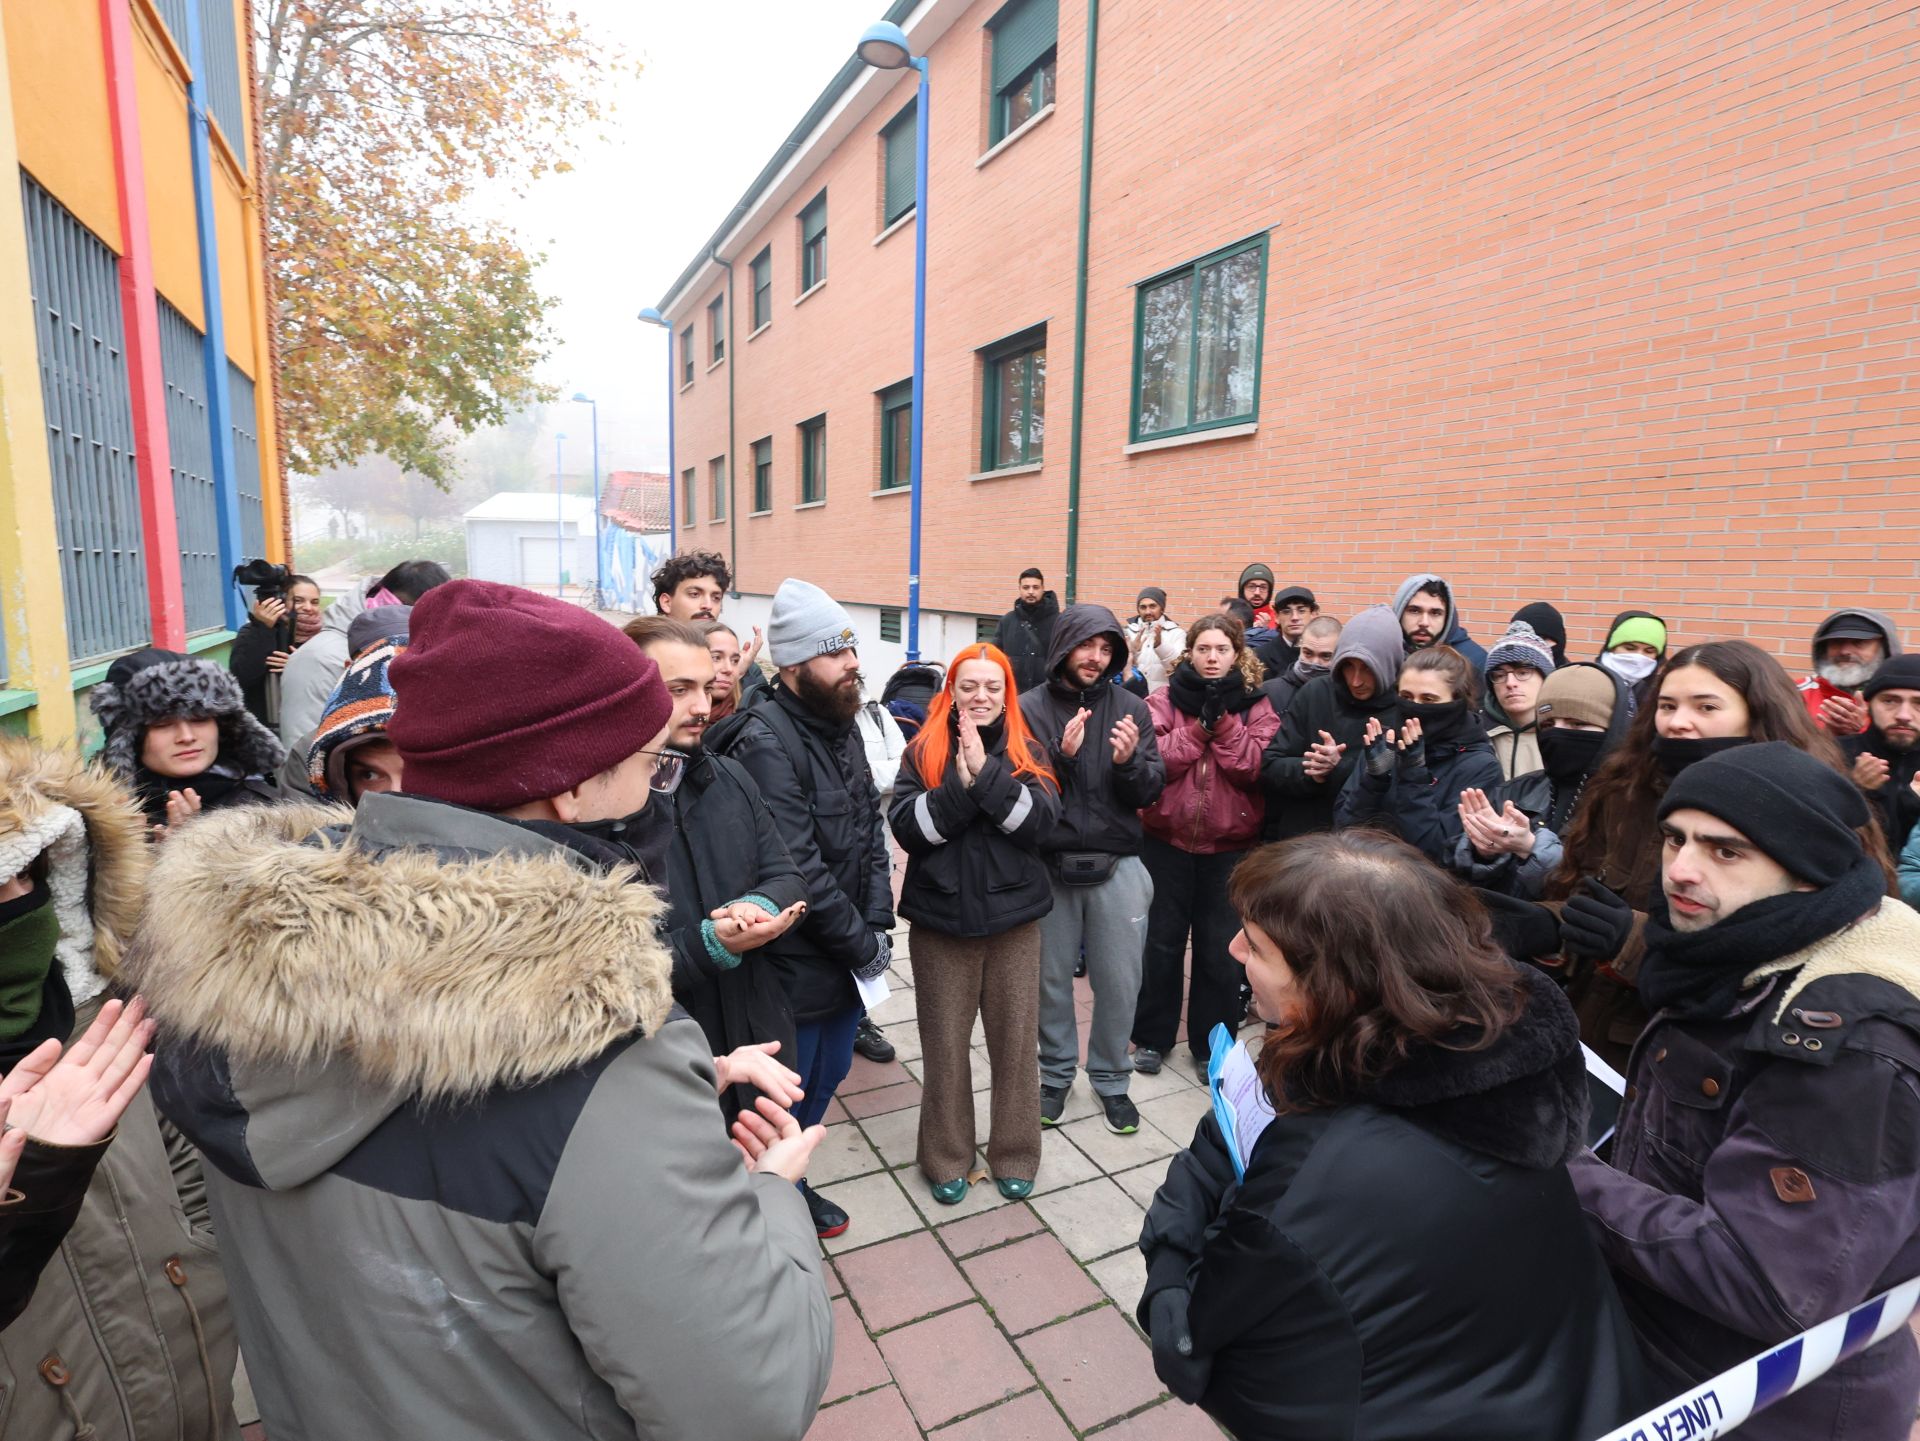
[
  {"xmin": 1101, "ymin": 1093, "xmax": 1140, "ymax": 1135},
  {"xmin": 1132, "ymin": 1047, "xmax": 1163, "ymax": 1075},
  {"xmin": 1074, "ymin": 955, "xmax": 1088, "ymax": 978},
  {"xmin": 800, "ymin": 1181, "xmax": 849, "ymax": 1239},
  {"xmin": 1040, "ymin": 1084, "xmax": 1069, "ymax": 1126},
  {"xmin": 853, "ymin": 1017, "xmax": 895, "ymax": 1064}
]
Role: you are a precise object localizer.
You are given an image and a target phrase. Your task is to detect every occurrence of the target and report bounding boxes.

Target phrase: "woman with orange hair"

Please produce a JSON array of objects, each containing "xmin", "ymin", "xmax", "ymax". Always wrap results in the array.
[{"xmin": 888, "ymin": 644, "xmax": 1059, "ymax": 1204}]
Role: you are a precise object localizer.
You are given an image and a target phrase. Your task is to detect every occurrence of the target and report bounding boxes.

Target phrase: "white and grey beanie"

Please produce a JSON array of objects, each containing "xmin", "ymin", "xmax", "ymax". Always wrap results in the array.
[
  {"xmin": 88, "ymin": 648, "xmax": 286, "ymax": 780},
  {"xmin": 768, "ymin": 579, "xmax": 860, "ymax": 668}
]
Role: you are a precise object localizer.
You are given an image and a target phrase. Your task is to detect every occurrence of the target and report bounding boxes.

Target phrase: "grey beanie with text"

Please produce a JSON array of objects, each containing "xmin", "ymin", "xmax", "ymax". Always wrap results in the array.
[{"xmin": 768, "ymin": 578, "xmax": 860, "ymax": 667}]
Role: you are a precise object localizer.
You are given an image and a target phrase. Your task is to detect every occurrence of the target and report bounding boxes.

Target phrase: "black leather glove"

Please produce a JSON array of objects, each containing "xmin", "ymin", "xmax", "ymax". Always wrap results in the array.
[
  {"xmin": 1148, "ymin": 1287, "xmax": 1212, "ymax": 1405},
  {"xmin": 1475, "ymin": 888, "xmax": 1563, "ymax": 961},
  {"xmin": 1200, "ymin": 694, "xmax": 1226, "ymax": 732},
  {"xmin": 1560, "ymin": 878, "xmax": 1634, "ymax": 962}
]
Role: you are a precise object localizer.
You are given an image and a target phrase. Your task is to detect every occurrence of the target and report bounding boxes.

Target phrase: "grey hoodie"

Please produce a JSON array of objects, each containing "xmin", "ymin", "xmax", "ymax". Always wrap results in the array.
[
  {"xmin": 127, "ymin": 794, "xmax": 833, "ymax": 1441},
  {"xmin": 1812, "ymin": 608, "xmax": 1905, "ymax": 668},
  {"xmin": 1390, "ymin": 572, "xmax": 1456, "ymax": 650},
  {"xmin": 277, "ymin": 585, "xmax": 368, "ymax": 743}
]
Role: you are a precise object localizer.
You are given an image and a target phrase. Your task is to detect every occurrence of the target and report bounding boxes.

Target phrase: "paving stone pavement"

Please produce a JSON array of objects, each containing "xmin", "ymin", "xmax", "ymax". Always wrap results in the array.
[{"xmin": 804, "ymin": 934, "xmax": 1231, "ymax": 1440}]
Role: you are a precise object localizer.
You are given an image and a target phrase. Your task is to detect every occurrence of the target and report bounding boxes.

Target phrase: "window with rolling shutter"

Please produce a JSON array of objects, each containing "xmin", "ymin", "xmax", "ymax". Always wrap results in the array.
[
  {"xmin": 989, "ymin": 0, "xmax": 1057, "ymax": 142},
  {"xmin": 800, "ymin": 192, "xmax": 828, "ymax": 291},
  {"xmin": 750, "ymin": 248, "xmax": 772, "ymax": 330},
  {"xmin": 882, "ymin": 101, "xmax": 917, "ymax": 227}
]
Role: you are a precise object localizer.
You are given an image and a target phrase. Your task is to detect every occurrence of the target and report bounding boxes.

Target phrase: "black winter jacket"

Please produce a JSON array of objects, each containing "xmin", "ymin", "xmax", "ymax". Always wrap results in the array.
[
  {"xmin": 709, "ymin": 683, "xmax": 894, "ymax": 1022},
  {"xmin": 994, "ymin": 592, "xmax": 1059, "ymax": 696},
  {"xmin": 1844, "ymin": 727, "xmax": 1920, "ymax": 854},
  {"xmin": 228, "ymin": 618, "xmax": 285, "ymax": 725},
  {"xmin": 889, "ymin": 725, "xmax": 1057, "ymax": 938},
  {"xmin": 1016, "ymin": 604, "xmax": 1165, "ymax": 858},
  {"xmin": 665, "ymin": 749, "xmax": 807, "ymax": 1108},
  {"xmin": 1259, "ymin": 607, "xmax": 1404, "ymax": 842},
  {"xmin": 0, "ymin": 1134, "xmax": 112, "ymax": 1329},
  {"xmin": 1140, "ymin": 968, "xmax": 1651, "ymax": 1441},
  {"xmin": 1334, "ymin": 726, "xmax": 1504, "ymax": 866}
]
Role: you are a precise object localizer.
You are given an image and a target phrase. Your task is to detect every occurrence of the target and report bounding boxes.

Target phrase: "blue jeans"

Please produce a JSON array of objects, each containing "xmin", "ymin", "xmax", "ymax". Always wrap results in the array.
[{"xmin": 792, "ymin": 1005, "xmax": 860, "ymax": 1131}]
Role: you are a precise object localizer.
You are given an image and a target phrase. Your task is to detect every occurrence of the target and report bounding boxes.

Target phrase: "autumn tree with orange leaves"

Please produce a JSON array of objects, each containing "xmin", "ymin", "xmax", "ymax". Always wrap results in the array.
[{"xmin": 258, "ymin": 1, "xmax": 625, "ymax": 484}]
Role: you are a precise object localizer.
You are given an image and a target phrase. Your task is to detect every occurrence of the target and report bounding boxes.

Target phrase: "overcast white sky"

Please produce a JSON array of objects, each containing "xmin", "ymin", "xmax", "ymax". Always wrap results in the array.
[{"xmin": 499, "ymin": 0, "xmax": 883, "ymax": 481}]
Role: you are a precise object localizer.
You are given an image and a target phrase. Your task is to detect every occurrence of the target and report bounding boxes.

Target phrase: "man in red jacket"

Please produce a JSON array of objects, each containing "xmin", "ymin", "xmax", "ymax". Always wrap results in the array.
[{"xmin": 1799, "ymin": 607, "xmax": 1903, "ymax": 734}]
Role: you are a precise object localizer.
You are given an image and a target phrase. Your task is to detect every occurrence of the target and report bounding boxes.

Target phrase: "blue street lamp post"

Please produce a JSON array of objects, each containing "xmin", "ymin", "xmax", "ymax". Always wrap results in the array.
[
  {"xmin": 572, "ymin": 392, "xmax": 602, "ymax": 600},
  {"xmin": 637, "ymin": 307, "xmax": 676, "ymax": 549},
  {"xmin": 554, "ymin": 431, "xmax": 568, "ymax": 595},
  {"xmin": 858, "ymin": 21, "xmax": 929, "ymax": 661}
]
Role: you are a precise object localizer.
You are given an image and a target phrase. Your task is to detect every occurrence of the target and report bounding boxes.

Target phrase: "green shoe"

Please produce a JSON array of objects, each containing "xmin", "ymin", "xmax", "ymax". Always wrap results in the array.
[
  {"xmin": 930, "ymin": 1177, "xmax": 970, "ymax": 1206},
  {"xmin": 995, "ymin": 1177, "xmax": 1034, "ymax": 1201}
]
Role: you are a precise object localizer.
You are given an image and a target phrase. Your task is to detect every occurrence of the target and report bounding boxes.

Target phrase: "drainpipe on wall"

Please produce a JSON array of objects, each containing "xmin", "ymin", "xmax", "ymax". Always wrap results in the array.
[
  {"xmin": 718, "ymin": 247, "xmax": 739, "ymax": 590},
  {"xmin": 1063, "ymin": 0, "xmax": 1101, "ymax": 606}
]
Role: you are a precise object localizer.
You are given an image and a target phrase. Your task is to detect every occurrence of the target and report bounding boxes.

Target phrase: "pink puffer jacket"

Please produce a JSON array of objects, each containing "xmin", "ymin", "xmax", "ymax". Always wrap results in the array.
[{"xmin": 1141, "ymin": 688, "xmax": 1282, "ymax": 854}]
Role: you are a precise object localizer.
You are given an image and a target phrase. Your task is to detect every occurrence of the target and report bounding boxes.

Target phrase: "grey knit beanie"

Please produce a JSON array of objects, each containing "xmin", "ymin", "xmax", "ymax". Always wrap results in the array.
[
  {"xmin": 768, "ymin": 579, "xmax": 859, "ymax": 667},
  {"xmin": 1486, "ymin": 620, "xmax": 1557, "ymax": 677}
]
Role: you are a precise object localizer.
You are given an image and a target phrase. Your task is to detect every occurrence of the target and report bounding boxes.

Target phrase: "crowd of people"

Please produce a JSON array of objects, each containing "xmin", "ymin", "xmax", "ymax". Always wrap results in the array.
[{"xmin": 0, "ymin": 547, "xmax": 1914, "ymax": 1440}]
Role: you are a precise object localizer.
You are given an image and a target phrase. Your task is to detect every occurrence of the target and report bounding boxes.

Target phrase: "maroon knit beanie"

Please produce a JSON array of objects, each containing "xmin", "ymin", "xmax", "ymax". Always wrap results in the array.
[{"xmin": 387, "ymin": 579, "xmax": 672, "ymax": 811}]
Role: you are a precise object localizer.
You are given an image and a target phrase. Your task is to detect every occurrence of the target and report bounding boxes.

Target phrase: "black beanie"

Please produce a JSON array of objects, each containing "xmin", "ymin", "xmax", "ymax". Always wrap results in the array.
[
  {"xmin": 1862, "ymin": 653, "xmax": 1920, "ymax": 702},
  {"xmin": 1656, "ymin": 741, "xmax": 1868, "ymax": 886}
]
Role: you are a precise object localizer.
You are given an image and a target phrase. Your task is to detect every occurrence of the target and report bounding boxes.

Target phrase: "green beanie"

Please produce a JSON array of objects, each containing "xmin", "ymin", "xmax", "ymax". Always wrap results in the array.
[{"xmin": 1607, "ymin": 616, "xmax": 1667, "ymax": 653}]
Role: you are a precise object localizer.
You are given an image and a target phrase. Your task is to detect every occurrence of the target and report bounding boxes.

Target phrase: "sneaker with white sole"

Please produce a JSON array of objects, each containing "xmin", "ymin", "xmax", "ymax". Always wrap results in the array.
[{"xmin": 1101, "ymin": 1093, "xmax": 1140, "ymax": 1134}]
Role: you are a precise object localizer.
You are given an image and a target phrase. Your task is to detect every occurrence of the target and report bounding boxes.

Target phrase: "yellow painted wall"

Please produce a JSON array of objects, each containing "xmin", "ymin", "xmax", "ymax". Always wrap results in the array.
[
  {"xmin": 133, "ymin": 17, "xmax": 201, "ymax": 328},
  {"xmin": 2, "ymin": 0, "xmax": 120, "ymax": 253},
  {"xmin": 213, "ymin": 168, "xmax": 251, "ymax": 372}
]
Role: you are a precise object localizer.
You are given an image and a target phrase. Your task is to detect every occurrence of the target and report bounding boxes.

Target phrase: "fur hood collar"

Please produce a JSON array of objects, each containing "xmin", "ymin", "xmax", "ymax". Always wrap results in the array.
[
  {"xmin": 123, "ymin": 796, "xmax": 675, "ymax": 1111},
  {"xmin": 0, "ymin": 739, "xmax": 149, "ymax": 1003},
  {"xmin": 1745, "ymin": 897, "xmax": 1920, "ymax": 1045},
  {"xmin": 1359, "ymin": 965, "xmax": 1589, "ymax": 1170}
]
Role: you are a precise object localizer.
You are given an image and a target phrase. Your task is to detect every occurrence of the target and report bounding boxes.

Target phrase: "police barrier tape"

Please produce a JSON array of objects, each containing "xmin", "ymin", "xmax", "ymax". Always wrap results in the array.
[{"xmin": 1591, "ymin": 1275, "xmax": 1920, "ymax": 1441}]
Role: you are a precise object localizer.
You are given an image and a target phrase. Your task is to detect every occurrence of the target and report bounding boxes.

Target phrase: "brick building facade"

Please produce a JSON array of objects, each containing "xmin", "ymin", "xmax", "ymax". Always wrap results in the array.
[{"xmin": 655, "ymin": 0, "xmax": 1920, "ymax": 674}]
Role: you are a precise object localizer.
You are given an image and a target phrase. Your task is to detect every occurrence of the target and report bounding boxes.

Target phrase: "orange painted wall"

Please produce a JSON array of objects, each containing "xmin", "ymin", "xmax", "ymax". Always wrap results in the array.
[
  {"xmin": 131, "ymin": 15, "xmax": 201, "ymax": 326},
  {"xmin": 3, "ymin": 0, "xmax": 120, "ymax": 250}
]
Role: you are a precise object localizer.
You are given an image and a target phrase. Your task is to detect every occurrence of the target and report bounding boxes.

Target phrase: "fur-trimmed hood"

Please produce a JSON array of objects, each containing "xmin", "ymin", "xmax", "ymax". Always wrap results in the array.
[
  {"xmin": 123, "ymin": 793, "xmax": 675, "ymax": 1186},
  {"xmin": 1745, "ymin": 896, "xmax": 1920, "ymax": 1047},
  {"xmin": 0, "ymin": 738, "xmax": 150, "ymax": 1003},
  {"xmin": 88, "ymin": 649, "xmax": 286, "ymax": 781}
]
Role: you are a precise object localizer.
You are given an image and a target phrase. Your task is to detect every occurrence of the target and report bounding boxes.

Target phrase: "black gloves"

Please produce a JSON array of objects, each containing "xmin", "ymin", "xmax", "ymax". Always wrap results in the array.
[
  {"xmin": 1363, "ymin": 732, "xmax": 1397, "ymax": 778},
  {"xmin": 1148, "ymin": 1287, "xmax": 1211, "ymax": 1404},
  {"xmin": 1200, "ymin": 694, "xmax": 1227, "ymax": 733},
  {"xmin": 1560, "ymin": 878, "xmax": 1634, "ymax": 962},
  {"xmin": 1475, "ymin": 889, "xmax": 1563, "ymax": 961}
]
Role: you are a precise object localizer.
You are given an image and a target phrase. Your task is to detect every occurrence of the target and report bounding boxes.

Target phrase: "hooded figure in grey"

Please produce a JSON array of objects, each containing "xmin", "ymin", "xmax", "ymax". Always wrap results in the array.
[
  {"xmin": 1390, "ymin": 573, "xmax": 1488, "ymax": 673},
  {"xmin": 1261, "ymin": 606, "xmax": 1403, "ymax": 841}
]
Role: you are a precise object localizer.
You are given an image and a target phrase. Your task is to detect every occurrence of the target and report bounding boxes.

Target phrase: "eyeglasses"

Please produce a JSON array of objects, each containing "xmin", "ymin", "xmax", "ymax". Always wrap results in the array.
[{"xmin": 642, "ymin": 747, "xmax": 688, "ymax": 796}]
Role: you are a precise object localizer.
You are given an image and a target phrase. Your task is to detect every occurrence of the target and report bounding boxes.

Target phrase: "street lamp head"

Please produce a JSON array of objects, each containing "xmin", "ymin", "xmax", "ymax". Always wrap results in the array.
[
  {"xmin": 571, "ymin": 391, "xmax": 593, "ymax": 404},
  {"xmin": 556, "ymin": 432, "xmax": 568, "ymax": 441},
  {"xmin": 856, "ymin": 21, "xmax": 913, "ymax": 69},
  {"xmin": 636, "ymin": 307, "xmax": 667, "ymax": 327}
]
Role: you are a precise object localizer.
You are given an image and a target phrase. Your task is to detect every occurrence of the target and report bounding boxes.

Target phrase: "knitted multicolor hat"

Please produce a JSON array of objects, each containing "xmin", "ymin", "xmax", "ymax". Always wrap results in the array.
[
  {"xmin": 1485, "ymin": 620, "xmax": 1557, "ymax": 677},
  {"xmin": 309, "ymin": 638, "xmax": 404, "ymax": 799}
]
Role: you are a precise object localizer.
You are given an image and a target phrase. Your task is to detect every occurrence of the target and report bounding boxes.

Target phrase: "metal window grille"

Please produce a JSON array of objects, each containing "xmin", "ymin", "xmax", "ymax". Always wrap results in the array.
[
  {"xmin": 199, "ymin": 0, "xmax": 248, "ymax": 169},
  {"xmin": 880, "ymin": 609, "xmax": 902, "ymax": 643},
  {"xmin": 157, "ymin": 300, "xmax": 224, "ymax": 633},
  {"xmin": 976, "ymin": 616, "xmax": 997, "ymax": 643},
  {"xmin": 228, "ymin": 362, "xmax": 266, "ymax": 564},
  {"xmin": 153, "ymin": 0, "xmax": 191, "ymax": 52},
  {"xmin": 21, "ymin": 172, "xmax": 151, "ymax": 663}
]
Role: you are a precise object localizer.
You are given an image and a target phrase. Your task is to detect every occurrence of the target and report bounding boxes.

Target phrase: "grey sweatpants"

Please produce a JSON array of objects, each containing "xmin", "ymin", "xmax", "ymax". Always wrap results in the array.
[{"xmin": 1036, "ymin": 856, "xmax": 1154, "ymax": 1097}]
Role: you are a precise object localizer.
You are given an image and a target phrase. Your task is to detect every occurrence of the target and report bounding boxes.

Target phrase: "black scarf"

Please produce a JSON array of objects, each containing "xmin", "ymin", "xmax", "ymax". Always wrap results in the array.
[
  {"xmin": 132, "ymin": 764, "xmax": 253, "ymax": 828},
  {"xmin": 1637, "ymin": 854, "xmax": 1887, "ymax": 1019},
  {"xmin": 521, "ymin": 801, "xmax": 676, "ymax": 888},
  {"xmin": 1166, "ymin": 662, "xmax": 1263, "ymax": 722},
  {"xmin": 1652, "ymin": 734, "xmax": 1753, "ymax": 778},
  {"xmin": 1539, "ymin": 726, "xmax": 1606, "ymax": 784},
  {"xmin": 1399, "ymin": 698, "xmax": 1478, "ymax": 749}
]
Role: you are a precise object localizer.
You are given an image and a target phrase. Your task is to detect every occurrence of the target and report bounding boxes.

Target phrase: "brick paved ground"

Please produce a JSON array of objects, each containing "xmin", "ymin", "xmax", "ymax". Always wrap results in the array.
[{"xmin": 802, "ymin": 933, "xmax": 1229, "ymax": 1440}]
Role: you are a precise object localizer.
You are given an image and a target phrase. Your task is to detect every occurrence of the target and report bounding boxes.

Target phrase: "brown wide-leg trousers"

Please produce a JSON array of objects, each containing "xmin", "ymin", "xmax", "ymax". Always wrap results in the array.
[{"xmin": 911, "ymin": 921, "xmax": 1043, "ymax": 1184}]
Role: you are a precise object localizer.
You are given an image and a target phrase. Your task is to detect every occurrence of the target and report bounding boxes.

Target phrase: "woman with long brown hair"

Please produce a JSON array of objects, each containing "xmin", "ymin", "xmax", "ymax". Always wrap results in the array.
[
  {"xmin": 1524, "ymin": 640, "xmax": 1892, "ymax": 1060},
  {"xmin": 888, "ymin": 643, "xmax": 1058, "ymax": 1204},
  {"xmin": 1133, "ymin": 613, "xmax": 1283, "ymax": 1076},
  {"xmin": 1138, "ymin": 830, "xmax": 1650, "ymax": 1439}
]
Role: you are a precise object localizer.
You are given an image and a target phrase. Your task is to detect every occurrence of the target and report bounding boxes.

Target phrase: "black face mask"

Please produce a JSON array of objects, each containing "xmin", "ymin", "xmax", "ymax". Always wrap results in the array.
[
  {"xmin": 1652, "ymin": 734, "xmax": 1753, "ymax": 778},
  {"xmin": 1397, "ymin": 698, "xmax": 1475, "ymax": 745},
  {"xmin": 1537, "ymin": 726, "xmax": 1608, "ymax": 782}
]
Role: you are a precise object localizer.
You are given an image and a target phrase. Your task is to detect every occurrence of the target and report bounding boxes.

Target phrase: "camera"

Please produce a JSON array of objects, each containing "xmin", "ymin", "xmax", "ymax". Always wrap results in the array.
[{"xmin": 232, "ymin": 558, "xmax": 293, "ymax": 603}]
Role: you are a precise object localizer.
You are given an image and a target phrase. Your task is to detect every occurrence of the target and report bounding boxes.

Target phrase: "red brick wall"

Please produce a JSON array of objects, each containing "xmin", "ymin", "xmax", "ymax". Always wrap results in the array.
[{"xmin": 665, "ymin": 0, "xmax": 1920, "ymax": 668}]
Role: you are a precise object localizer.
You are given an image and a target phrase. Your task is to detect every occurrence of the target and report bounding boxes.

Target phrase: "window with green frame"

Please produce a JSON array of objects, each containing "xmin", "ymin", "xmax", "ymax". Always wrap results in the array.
[
  {"xmin": 981, "ymin": 326, "xmax": 1045, "ymax": 470},
  {"xmin": 709, "ymin": 456, "xmax": 727, "ymax": 520},
  {"xmin": 1131, "ymin": 233, "xmax": 1268, "ymax": 443},
  {"xmin": 976, "ymin": 616, "xmax": 998, "ymax": 642},
  {"xmin": 707, "ymin": 295, "xmax": 725, "ymax": 364},
  {"xmin": 679, "ymin": 327, "xmax": 693, "ymax": 386},
  {"xmin": 752, "ymin": 437, "xmax": 773, "ymax": 512},
  {"xmin": 988, "ymin": 0, "xmax": 1057, "ymax": 143},
  {"xmin": 881, "ymin": 101, "xmax": 917, "ymax": 227},
  {"xmin": 750, "ymin": 248, "xmax": 772, "ymax": 330},
  {"xmin": 800, "ymin": 415, "xmax": 826, "ymax": 504},
  {"xmin": 799, "ymin": 192, "xmax": 828, "ymax": 291},
  {"xmin": 880, "ymin": 609, "xmax": 902, "ymax": 643},
  {"xmin": 878, "ymin": 380, "xmax": 912, "ymax": 491},
  {"xmin": 681, "ymin": 467, "xmax": 696, "ymax": 524}
]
